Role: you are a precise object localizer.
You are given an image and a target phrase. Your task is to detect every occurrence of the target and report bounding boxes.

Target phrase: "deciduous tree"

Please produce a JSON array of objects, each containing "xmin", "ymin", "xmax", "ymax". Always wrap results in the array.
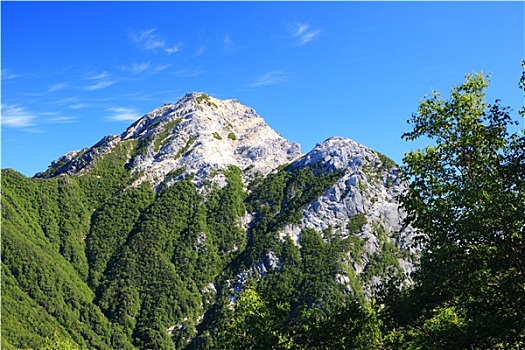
[{"xmin": 395, "ymin": 67, "xmax": 525, "ymax": 348}]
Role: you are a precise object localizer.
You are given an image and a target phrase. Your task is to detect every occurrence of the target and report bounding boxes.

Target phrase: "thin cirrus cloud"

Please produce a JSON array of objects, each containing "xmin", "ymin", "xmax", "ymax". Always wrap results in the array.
[
  {"xmin": 120, "ymin": 62, "xmax": 150, "ymax": 74},
  {"xmin": 1, "ymin": 68, "xmax": 21, "ymax": 80},
  {"xmin": 84, "ymin": 71, "xmax": 115, "ymax": 91},
  {"xmin": 1, "ymin": 104, "xmax": 38, "ymax": 128},
  {"xmin": 223, "ymin": 34, "xmax": 236, "ymax": 53},
  {"xmin": 41, "ymin": 112, "xmax": 77, "ymax": 124},
  {"xmin": 85, "ymin": 80, "xmax": 114, "ymax": 91},
  {"xmin": 248, "ymin": 71, "xmax": 289, "ymax": 87},
  {"xmin": 152, "ymin": 64, "xmax": 172, "ymax": 73},
  {"xmin": 130, "ymin": 28, "xmax": 181, "ymax": 54},
  {"xmin": 70, "ymin": 103, "xmax": 89, "ymax": 110},
  {"xmin": 49, "ymin": 116, "xmax": 76, "ymax": 123},
  {"xmin": 108, "ymin": 107, "xmax": 141, "ymax": 122},
  {"xmin": 119, "ymin": 62, "xmax": 172, "ymax": 75},
  {"xmin": 48, "ymin": 82, "xmax": 69, "ymax": 92},
  {"xmin": 292, "ymin": 23, "xmax": 322, "ymax": 46}
]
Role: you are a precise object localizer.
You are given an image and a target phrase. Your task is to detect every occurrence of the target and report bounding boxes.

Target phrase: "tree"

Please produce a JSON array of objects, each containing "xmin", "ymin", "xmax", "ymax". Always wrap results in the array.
[
  {"xmin": 396, "ymin": 68, "xmax": 525, "ymax": 348},
  {"xmin": 42, "ymin": 330, "xmax": 80, "ymax": 350},
  {"xmin": 218, "ymin": 288, "xmax": 283, "ymax": 350}
]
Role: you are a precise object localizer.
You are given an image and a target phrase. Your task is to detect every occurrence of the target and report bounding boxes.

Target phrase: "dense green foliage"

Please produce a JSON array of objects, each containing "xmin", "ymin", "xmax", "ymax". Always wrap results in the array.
[
  {"xmin": 1, "ymin": 148, "xmax": 255, "ymax": 349},
  {"xmin": 242, "ymin": 165, "xmax": 342, "ymax": 266},
  {"xmin": 87, "ymin": 183, "xmax": 155, "ymax": 289},
  {"xmin": 1, "ymin": 169, "xmax": 129, "ymax": 349},
  {"xmin": 205, "ymin": 166, "xmax": 247, "ymax": 261},
  {"xmin": 382, "ymin": 69, "xmax": 525, "ymax": 349},
  {"xmin": 347, "ymin": 213, "xmax": 367, "ymax": 234}
]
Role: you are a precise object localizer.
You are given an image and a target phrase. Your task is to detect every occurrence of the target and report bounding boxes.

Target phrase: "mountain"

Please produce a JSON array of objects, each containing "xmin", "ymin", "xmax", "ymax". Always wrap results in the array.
[
  {"xmin": 2, "ymin": 93, "xmax": 416, "ymax": 349},
  {"xmin": 37, "ymin": 92, "xmax": 301, "ymax": 191}
]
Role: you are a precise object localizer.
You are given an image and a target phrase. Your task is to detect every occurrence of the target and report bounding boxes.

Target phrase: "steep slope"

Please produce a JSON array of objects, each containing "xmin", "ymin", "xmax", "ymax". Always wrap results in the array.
[
  {"xmin": 284, "ymin": 136, "xmax": 416, "ymax": 296},
  {"xmin": 186, "ymin": 136, "xmax": 416, "ymax": 348},
  {"xmin": 3, "ymin": 93, "xmax": 416, "ymax": 349}
]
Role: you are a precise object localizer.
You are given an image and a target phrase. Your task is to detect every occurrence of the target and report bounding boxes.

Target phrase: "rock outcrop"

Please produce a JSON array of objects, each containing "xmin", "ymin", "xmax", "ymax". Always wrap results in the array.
[
  {"xmin": 38, "ymin": 93, "xmax": 302, "ymax": 192},
  {"xmin": 282, "ymin": 137, "xmax": 416, "ymax": 295}
]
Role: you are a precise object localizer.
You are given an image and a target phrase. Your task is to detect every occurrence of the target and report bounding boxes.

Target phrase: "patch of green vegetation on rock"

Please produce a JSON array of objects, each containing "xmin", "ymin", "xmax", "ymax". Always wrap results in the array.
[
  {"xmin": 347, "ymin": 213, "xmax": 367, "ymax": 234},
  {"xmin": 196, "ymin": 93, "xmax": 218, "ymax": 108},
  {"xmin": 377, "ymin": 151, "xmax": 396, "ymax": 171},
  {"xmin": 174, "ymin": 136, "xmax": 198, "ymax": 160},
  {"xmin": 152, "ymin": 118, "xmax": 182, "ymax": 152}
]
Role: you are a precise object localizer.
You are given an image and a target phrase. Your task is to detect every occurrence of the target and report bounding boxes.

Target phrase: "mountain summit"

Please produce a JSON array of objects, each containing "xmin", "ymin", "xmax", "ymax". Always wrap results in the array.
[{"xmin": 38, "ymin": 92, "xmax": 302, "ymax": 190}]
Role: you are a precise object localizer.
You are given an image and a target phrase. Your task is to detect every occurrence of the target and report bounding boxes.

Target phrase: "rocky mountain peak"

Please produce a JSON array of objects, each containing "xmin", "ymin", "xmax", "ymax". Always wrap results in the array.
[
  {"xmin": 38, "ymin": 93, "xmax": 302, "ymax": 191},
  {"xmin": 124, "ymin": 92, "xmax": 302, "ymax": 190},
  {"xmin": 292, "ymin": 136, "xmax": 379, "ymax": 174}
]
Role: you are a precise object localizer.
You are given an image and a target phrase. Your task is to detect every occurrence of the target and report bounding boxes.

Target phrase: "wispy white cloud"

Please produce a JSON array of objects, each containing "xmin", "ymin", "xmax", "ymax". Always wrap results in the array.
[
  {"xmin": 70, "ymin": 103, "xmax": 89, "ymax": 110},
  {"xmin": 48, "ymin": 82, "xmax": 68, "ymax": 92},
  {"xmin": 84, "ymin": 71, "xmax": 114, "ymax": 90},
  {"xmin": 131, "ymin": 29, "xmax": 164, "ymax": 50},
  {"xmin": 49, "ymin": 116, "xmax": 76, "ymax": 123},
  {"xmin": 85, "ymin": 80, "xmax": 114, "ymax": 91},
  {"xmin": 41, "ymin": 112, "xmax": 77, "ymax": 124},
  {"xmin": 152, "ymin": 64, "xmax": 172, "ymax": 73},
  {"xmin": 120, "ymin": 62, "xmax": 150, "ymax": 74},
  {"xmin": 248, "ymin": 71, "xmax": 289, "ymax": 87},
  {"xmin": 1, "ymin": 69, "xmax": 21, "ymax": 80},
  {"xmin": 120, "ymin": 62, "xmax": 172, "ymax": 75},
  {"xmin": 88, "ymin": 71, "xmax": 110, "ymax": 80},
  {"xmin": 108, "ymin": 107, "xmax": 140, "ymax": 122},
  {"xmin": 48, "ymin": 96, "xmax": 91, "ymax": 111},
  {"xmin": 165, "ymin": 45, "xmax": 181, "ymax": 54},
  {"xmin": 52, "ymin": 96, "xmax": 80, "ymax": 107},
  {"xmin": 130, "ymin": 28, "xmax": 182, "ymax": 54},
  {"xmin": 223, "ymin": 34, "xmax": 235, "ymax": 53},
  {"xmin": 174, "ymin": 68, "xmax": 205, "ymax": 78},
  {"xmin": 1, "ymin": 104, "xmax": 38, "ymax": 128},
  {"xmin": 291, "ymin": 23, "xmax": 322, "ymax": 46}
]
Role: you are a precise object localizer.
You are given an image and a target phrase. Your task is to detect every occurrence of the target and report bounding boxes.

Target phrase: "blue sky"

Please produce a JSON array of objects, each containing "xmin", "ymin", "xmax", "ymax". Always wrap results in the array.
[{"xmin": 2, "ymin": 1, "xmax": 524, "ymax": 177}]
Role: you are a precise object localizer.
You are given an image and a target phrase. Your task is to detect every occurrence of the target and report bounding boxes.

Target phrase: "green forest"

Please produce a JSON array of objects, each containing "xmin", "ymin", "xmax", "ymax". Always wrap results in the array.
[{"xmin": 2, "ymin": 67, "xmax": 524, "ymax": 349}]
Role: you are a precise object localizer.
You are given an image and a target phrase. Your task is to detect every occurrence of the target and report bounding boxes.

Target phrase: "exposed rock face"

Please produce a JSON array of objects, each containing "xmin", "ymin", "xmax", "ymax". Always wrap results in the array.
[
  {"xmin": 126, "ymin": 93, "xmax": 302, "ymax": 190},
  {"xmin": 283, "ymin": 137, "xmax": 406, "ymax": 242},
  {"xmin": 281, "ymin": 137, "xmax": 416, "ymax": 295},
  {"xmin": 38, "ymin": 93, "xmax": 302, "ymax": 192},
  {"xmin": 225, "ymin": 137, "xmax": 416, "ymax": 301}
]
